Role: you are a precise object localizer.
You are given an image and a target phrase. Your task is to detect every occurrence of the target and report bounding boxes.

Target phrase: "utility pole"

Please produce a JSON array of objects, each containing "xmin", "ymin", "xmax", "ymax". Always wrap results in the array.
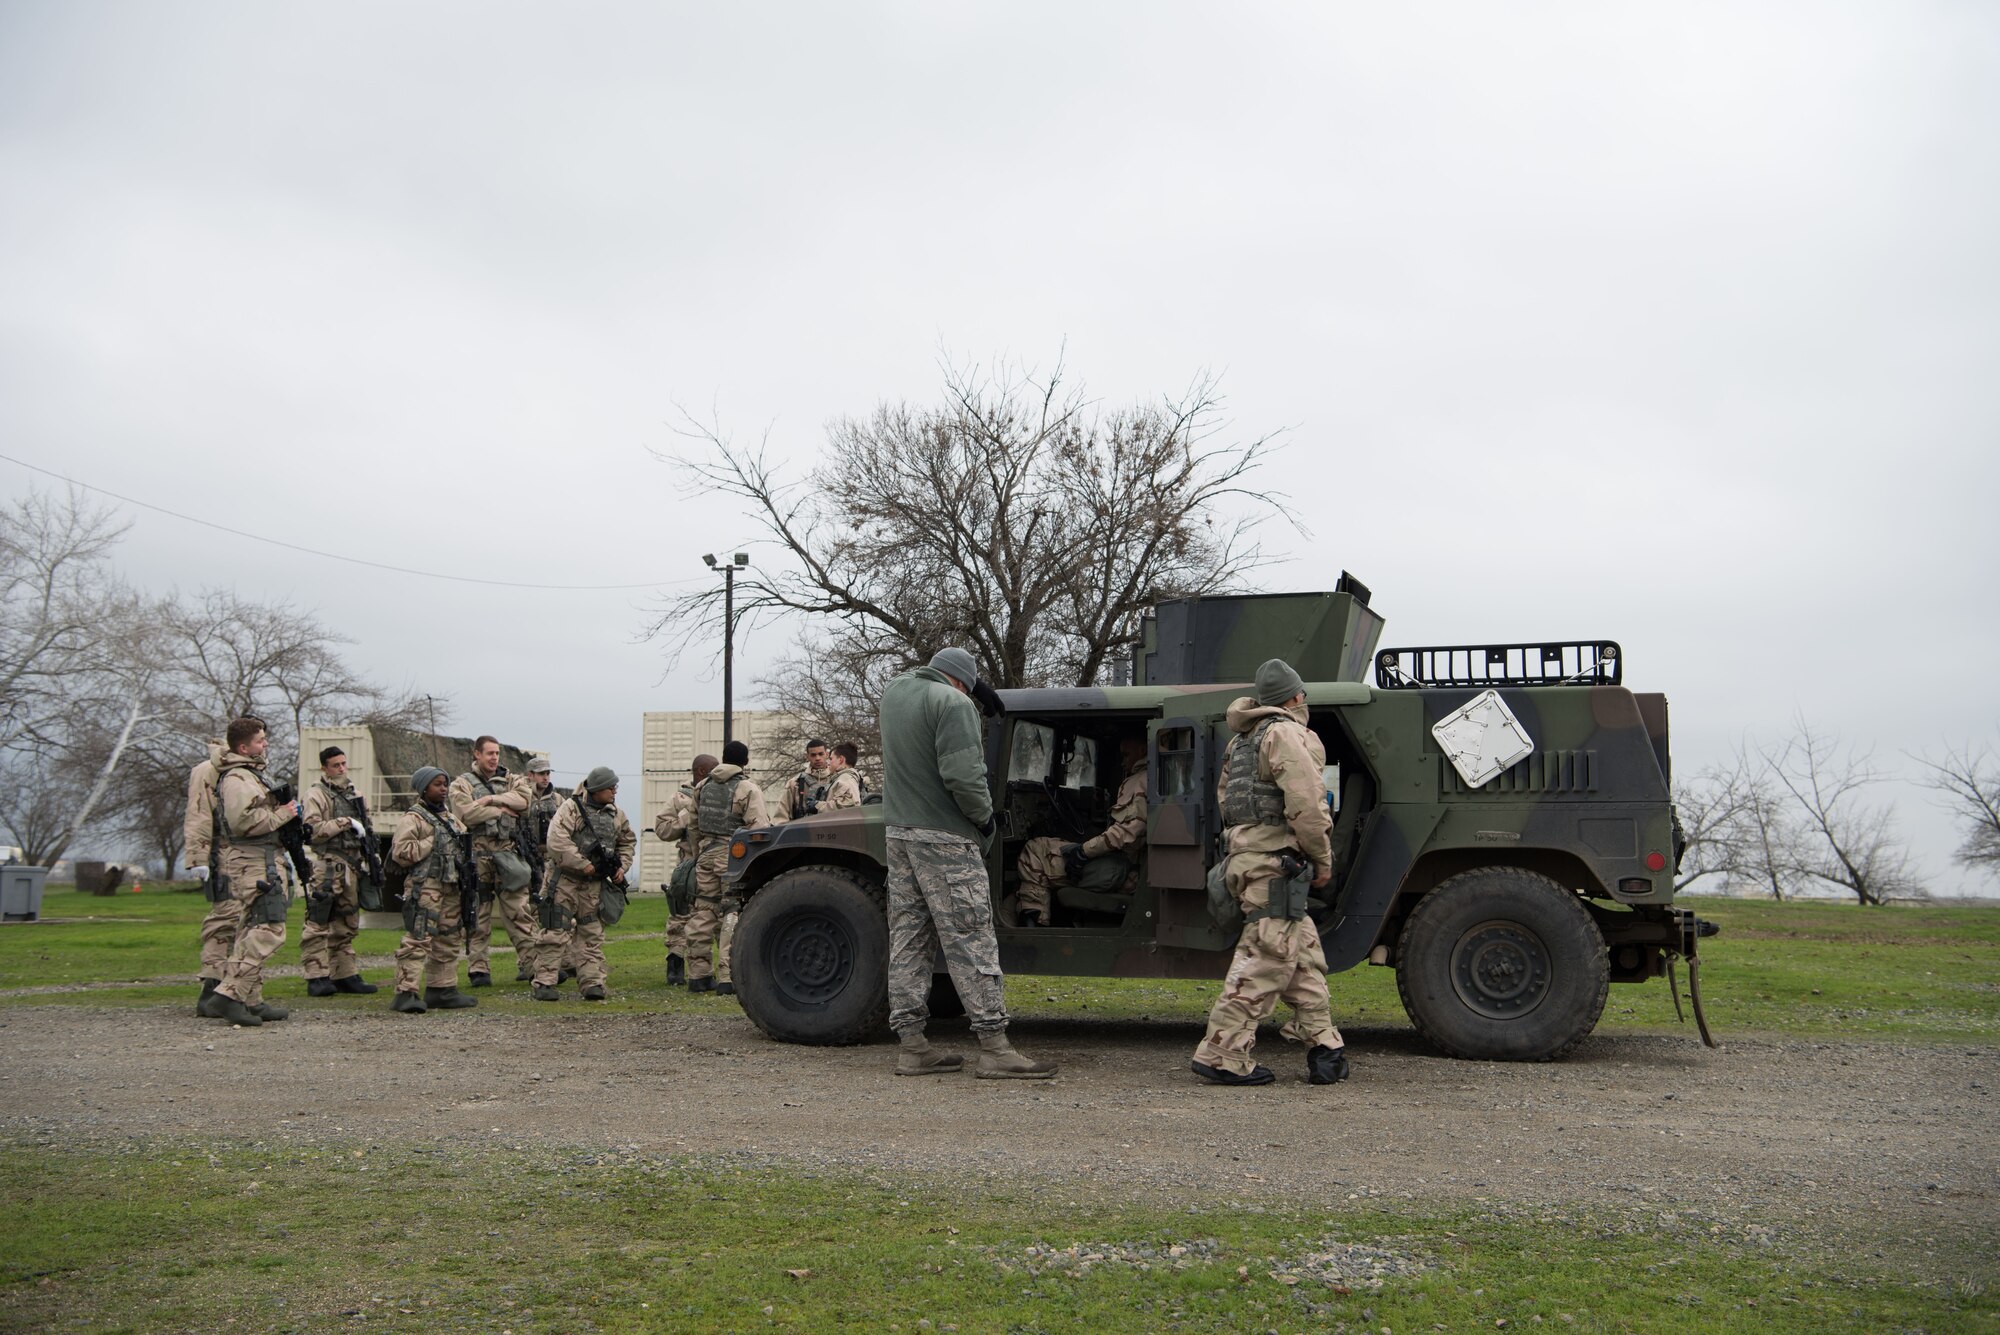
[{"xmin": 704, "ymin": 552, "xmax": 750, "ymax": 743}]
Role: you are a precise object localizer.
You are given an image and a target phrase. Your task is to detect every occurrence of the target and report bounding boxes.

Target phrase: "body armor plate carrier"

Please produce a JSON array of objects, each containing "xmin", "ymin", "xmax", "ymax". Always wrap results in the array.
[
  {"xmin": 1220, "ymin": 717, "xmax": 1289, "ymax": 830},
  {"xmin": 695, "ymin": 773, "xmax": 744, "ymax": 838}
]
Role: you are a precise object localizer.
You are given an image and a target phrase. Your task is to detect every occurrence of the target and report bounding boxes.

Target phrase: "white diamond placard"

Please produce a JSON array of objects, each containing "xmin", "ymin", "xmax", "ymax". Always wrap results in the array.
[{"xmin": 1432, "ymin": 690, "xmax": 1535, "ymax": 788}]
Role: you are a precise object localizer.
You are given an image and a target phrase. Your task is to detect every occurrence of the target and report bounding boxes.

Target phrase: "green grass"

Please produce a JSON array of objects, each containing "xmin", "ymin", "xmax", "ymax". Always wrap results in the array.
[
  {"xmin": 0, "ymin": 1141, "xmax": 1988, "ymax": 1334},
  {"xmin": 3, "ymin": 889, "xmax": 1996, "ymax": 1045}
]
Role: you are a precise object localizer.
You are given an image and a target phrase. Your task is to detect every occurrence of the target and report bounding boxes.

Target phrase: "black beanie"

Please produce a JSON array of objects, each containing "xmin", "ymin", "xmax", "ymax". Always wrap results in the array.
[{"xmin": 722, "ymin": 740, "xmax": 749, "ymax": 766}]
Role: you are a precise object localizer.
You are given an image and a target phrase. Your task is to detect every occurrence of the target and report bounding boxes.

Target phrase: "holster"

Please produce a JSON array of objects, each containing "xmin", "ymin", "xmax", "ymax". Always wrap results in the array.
[
  {"xmin": 305, "ymin": 888, "xmax": 338, "ymax": 925},
  {"xmin": 538, "ymin": 892, "xmax": 574, "ymax": 933},
  {"xmin": 1246, "ymin": 859, "xmax": 1312, "ymax": 925},
  {"xmin": 402, "ymin": 894, "xmax": 440, "ymax": 940},
  {"xmin": 247, "ymin": 880, "xmax": 290, "ymax": 927}
]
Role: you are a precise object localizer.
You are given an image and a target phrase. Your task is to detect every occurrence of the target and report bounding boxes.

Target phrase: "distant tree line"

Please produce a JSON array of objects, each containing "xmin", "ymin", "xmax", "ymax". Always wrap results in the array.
[
  {"xmin": 1672, "ymin": 716, "xmax": 1999, "ymax": 904},
  {"xmin": 0, "ymin": 488, "xmax": 448, "ymax": 872}
]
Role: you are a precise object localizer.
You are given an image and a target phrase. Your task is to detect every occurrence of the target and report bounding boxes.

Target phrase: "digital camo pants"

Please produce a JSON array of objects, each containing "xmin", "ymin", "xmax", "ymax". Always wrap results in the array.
[
  {"xmin": 1193, "ymin": 851, "xmax": 1341, "ymax": 1074},
  {"xmin": 300, "ymin": 856, "xmax": 361, "ymax": 981},
  {"xmin": 886, "ymin": 829, "xmax": 1007, "ymax": 1036},
  {"xmin": 394, "ymin": 879, "xmax": 467, "ymax": 994}
]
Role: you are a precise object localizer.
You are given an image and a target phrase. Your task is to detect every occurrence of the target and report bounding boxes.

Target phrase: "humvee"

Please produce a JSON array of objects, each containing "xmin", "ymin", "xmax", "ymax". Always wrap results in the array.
[{"xmin": 722, "ymin": 578, "xmax": 1714, "ymax": 1061}]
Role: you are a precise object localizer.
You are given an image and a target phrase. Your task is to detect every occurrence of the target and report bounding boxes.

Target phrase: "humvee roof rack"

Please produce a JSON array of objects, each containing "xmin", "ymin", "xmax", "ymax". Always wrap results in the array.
[{"xmin": 1374, "ymin": 641, "xmax": 1621, "ymax": 689}]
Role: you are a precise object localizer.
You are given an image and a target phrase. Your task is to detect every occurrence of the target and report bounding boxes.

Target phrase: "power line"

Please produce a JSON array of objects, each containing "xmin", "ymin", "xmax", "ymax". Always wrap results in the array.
[{"xmin": 0, "ymin": 449, "xmax": 705, "ymax": 592}]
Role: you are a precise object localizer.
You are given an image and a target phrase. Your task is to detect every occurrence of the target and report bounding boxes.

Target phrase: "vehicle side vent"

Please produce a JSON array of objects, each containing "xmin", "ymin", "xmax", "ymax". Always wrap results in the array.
[
  {"xmin": 1443, "ymin": 750, "xmax": 1598, "ymax": 795},
  {"xmin": 1377, "ymin": 641, "xmax": 1620, "ymax": 689}
]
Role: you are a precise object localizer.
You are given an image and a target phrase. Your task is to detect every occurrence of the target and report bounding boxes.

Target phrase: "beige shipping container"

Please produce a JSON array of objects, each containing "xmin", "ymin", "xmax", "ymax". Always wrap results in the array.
[{"xmin": 637, "ymin": 710, "xmax": 800, "ymax": 891}]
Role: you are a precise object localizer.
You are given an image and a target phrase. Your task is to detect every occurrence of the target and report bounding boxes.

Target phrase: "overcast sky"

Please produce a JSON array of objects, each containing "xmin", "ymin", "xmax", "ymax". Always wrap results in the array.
[{"xmin": 2, "ymin": 2, "xmax": 1995, "ymax": 893}]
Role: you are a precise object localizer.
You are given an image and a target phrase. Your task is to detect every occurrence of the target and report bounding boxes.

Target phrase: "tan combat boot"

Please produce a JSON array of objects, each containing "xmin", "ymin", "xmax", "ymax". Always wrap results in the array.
[
  {"xmin": 895, "ymin": 1031, "xmax": 963, "ymax": 1076},
  {"xmin": 974, "ymin": 1031, "xmax": 1056, "ymax": 1080}
]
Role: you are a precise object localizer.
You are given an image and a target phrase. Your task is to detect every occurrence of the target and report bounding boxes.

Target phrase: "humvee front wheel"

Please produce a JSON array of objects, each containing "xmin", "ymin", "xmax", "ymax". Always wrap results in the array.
[
  {"xmin": 731, "ymin": 866, "xmax": 890, "ymax": 1046},
  {"xmin": 1394, "ymin": 867, "xmax": 1608, "ymax": 1061}
]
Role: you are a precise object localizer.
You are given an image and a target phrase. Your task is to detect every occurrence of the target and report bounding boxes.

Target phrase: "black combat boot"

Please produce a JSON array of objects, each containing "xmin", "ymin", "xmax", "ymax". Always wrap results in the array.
[
  {"xmin": 716, "ymin": 981, "xmax": 735, "ymax": 996},
  {"xmin": 531, "ymin": 984, "xmax": 560, "ymax": 1001},
  {"xmin": 424, "ymin": 987, "xmax": 478, "ymax": 1010},
  {"xmin": 1306, "ymin": 1045, "xmax": 1350, "ymax": 1085},
  {"xmin": 467, "ymin": 972, "xmax": 492, "ymax": 988},
  {"xmin": 1190, "ymin": 1060, "xmax": 1275, "ymax": 1086},
  {"xmin": 514, "ymin": 967, "xmax": 533, "ymax": 982},
  {"xmin": 1018, "ymin": 910, "xmax": 1046, "ymax": 928},
  {"xmin": 195, "ymin": 978, "xmax": 220, "ymax": 1016},
  {"xmin": 581, "ymin": 984, "xmax": 607, "ymax": 1001},
  {"xmin": 216, "ymin": 995, "xmax": 263, "ymax": 1027},
  {"xmin": 306, "ymin": 978, "xmax": 336, "ymax": 997},
  {"xmin": 687, "ymin": 976, "xmax": 715, "ymax": 994},
  {"xmin": 665, "ymin": 955, "xmax": 686, "ymax": 986},
  {"xmin": 390, "ymin": 990, "xmax": 427, "ymax": 1013},
  {"xmin": 332, "ymin": 975, "xmax": 378, "ymax": 994},
  {"xmin": 558, "ymin": 966, "xmax": 576, "ymax": 984},
  {"xmin": 253, "ymin": 1001, "xmax": 289, "ymax": 1021}
]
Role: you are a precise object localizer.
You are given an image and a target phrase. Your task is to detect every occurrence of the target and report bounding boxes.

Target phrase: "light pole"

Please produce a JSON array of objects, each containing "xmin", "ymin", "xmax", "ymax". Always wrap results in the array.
[{"xmin": 703, "ymin": 552, "xmax": 750, "ymax": 743}]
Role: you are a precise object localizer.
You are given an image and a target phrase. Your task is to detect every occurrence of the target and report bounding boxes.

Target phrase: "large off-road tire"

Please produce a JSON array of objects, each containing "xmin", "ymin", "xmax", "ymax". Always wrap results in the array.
[
  {"xmin": 730, "ymin": 865, "xmax": 890, "ymax": 1046},
  {"xmin": 1394, "ymin": 867, "xmax": 1609, "ymax": 1061}
]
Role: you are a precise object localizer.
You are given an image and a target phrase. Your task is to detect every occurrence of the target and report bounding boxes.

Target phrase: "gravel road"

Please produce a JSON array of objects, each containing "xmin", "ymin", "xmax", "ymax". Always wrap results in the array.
[{"xmin": 2, "ymin": 1002, "xmax": 1991, "ymax": 1260}]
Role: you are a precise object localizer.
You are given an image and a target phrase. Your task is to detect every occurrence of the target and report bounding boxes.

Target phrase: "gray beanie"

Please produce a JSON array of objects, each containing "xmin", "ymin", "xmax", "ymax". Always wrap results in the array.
[
  {"xmin": 526, "ymin": 756, "xmax": 552, "ymax": 774},
  {"xmin": 583, "ymin": 765, "xmax": 619, "ymax": 792},
  {"xmin": 410, "ymin": 766, "xmax": 447, "ymax": 798},
  {"xmin": 929, "ymin": 646, "xmax": 978, "ymax": 687},
  {"xmin": 1254, "ymin": 658, "xmax": 1306, "ymax": 706}
]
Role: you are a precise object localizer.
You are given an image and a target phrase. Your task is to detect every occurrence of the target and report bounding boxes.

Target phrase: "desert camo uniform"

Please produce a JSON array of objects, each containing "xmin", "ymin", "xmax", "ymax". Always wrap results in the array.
[
  {"xmin": 1191, "ymin": 663, "xmax": 1347, "ymax": 1081},
  {"xmin": 1015, "ymin": 750, "xmax": 1146, "ymax": 922}
]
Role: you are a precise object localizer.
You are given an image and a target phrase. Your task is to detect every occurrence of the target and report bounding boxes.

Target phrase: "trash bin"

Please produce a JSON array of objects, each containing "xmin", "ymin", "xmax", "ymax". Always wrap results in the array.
[{"xmin": 0, "ymin": 865, "xmax": 50, "ymax": 922}]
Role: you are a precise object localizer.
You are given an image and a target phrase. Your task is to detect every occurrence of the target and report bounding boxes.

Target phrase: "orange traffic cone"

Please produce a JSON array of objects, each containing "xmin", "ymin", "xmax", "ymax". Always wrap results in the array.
[{"xmin": 132, "ymin": 881, "xmax": 143, "ymax": 893}]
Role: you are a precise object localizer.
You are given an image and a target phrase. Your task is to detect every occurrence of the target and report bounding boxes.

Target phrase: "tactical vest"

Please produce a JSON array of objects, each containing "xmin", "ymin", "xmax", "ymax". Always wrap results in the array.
[
  {"xmin": 1220, "ymin": 718, "xmax": 1288, "ymax": 830},
  {"xmin": 795, "ymin": 768, "xmax": 832, "ymax": 806},
  {"xmin": 214, "ymin": 767, "xmax": 282, "ymax": 852},
  {"xmin": 696, "ymin": 772, "xmax": 745, "ymax": 837},
  {"xmin": 409, "ymin": 805, "xmax": 465, "ymax": 887},
  {"xmin": 317, "ymin": 780, "xmax": 365, "ymax": 850},
  {"xmin": 571, "ymin": 797, "xmax": 622, "ymax": 876},
  {"xmin": 461, "ymin": 769, "xmax": 518, "ymax": 840}
]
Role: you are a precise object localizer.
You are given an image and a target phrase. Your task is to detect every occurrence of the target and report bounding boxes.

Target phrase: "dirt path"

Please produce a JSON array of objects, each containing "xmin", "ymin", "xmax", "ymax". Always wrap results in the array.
[{"xmin": 2, "ymin": 1003, "xmax": 1991, "ymax": 1257}]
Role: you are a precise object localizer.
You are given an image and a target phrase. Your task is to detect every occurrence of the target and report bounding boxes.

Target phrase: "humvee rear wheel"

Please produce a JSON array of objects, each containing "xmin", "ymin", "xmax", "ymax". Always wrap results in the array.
[
  {"xmin": 731, "ymin": 866, "xmax": 890, "ymax": 1046},
  {"xmin": 1394, "ymin": 867, "xmax": 1608, "ymax": 1061}
]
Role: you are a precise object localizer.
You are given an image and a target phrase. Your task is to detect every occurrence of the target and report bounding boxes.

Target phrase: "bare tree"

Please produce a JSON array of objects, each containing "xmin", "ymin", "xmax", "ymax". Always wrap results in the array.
[
  {"xmin": 1724, "ymin": 749, "xmax": 1810, "ymax": 902},
  {"xmin": 1670, "ymin": 761, "xmax": 1751, "ymax": 893},
  {"xmin": 1912, "ymin": 734, "xmax": 2000, "ymax": 878},
  {"xmin": 645, "ymin": 356, "xmax": 1292, "ymax": 720},
  {"xmin": 0, "ymin": 746, "xmax": 91, "ymax": 866},
  {"xmin": 0, "ymin": 487, "xmax": 128, "ymax": 752},
  {"xmin": 1766, "ymin": 718, "xmax": 1920, "ymax": 905}
]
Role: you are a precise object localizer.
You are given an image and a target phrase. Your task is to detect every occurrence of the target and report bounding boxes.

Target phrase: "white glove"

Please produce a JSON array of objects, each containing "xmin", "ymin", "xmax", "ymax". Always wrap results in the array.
[
  {"xmin": 192, "ymin": 865, "xmax": 209, "ymax": 884},
  {"xmin": 349, "ymin": 818, "xmax": 368, "ymax": 840}
]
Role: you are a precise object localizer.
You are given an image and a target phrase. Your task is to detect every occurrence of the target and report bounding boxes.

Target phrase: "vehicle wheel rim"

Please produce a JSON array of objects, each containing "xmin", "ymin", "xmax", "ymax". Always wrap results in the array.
[
  {"xmin": 1449, "ymin": 919, "xmax": 1551, "ymax": 1019},
  {"xmin": 767, "ymin": 908, "xmax": 855, "ymax": 1005}
]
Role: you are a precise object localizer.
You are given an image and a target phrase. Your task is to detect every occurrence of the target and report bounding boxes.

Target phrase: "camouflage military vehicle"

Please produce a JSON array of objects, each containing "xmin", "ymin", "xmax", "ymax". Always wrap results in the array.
[{"xmin": 722, "ymin": 577, "xmax": 1713, "ymax": 1061}]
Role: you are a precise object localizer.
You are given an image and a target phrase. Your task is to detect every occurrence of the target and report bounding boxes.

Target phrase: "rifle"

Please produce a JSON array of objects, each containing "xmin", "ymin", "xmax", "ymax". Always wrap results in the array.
[
  {"xmin": 515, "ymin": 807, "xmax": 546, "ymax": 904},
  {"xmin": 348, "ymin": 789, "xmax": 386, "ymax": 912},
  {"xmin": 457, "ymin": 828, "xmax": 480, "ymax": 935},
  {"xmin": 266, "ymin": 781, "xmax": 314, "ymax": 885},
  {"xmin": 571, "ymin": 797, "xmax": 626, "ymax": 887}
]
